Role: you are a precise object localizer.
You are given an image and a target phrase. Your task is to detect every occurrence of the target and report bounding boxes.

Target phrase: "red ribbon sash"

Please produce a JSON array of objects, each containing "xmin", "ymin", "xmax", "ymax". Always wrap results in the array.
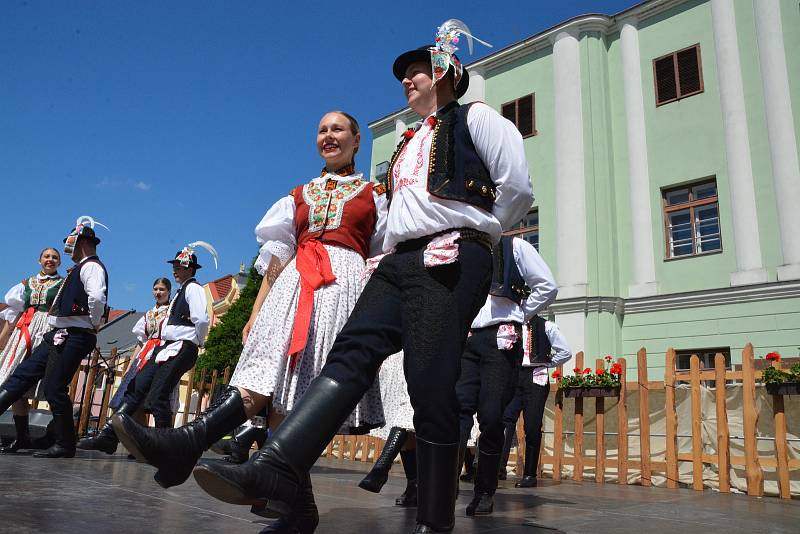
[
  {"xmin": 7, "ymin": 307, "xmax": 36, "ymax": 368},
  {"xmin": 286, "ymin": 240, "xmax": 336, "ymax": 368},
  {"xmin": 137, "ymin": 338, "xmax": 162, "ymax": 370}
]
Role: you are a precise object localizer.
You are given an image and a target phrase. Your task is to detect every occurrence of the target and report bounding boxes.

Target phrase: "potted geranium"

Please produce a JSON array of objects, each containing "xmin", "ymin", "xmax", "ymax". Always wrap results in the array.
[
  {"xmin": 557, "ymin": 355, "xmax": 623, "ymax": 398},
  {"xmin": 761, "ymin": 352, "xmax": 800, "ymax": 395}
]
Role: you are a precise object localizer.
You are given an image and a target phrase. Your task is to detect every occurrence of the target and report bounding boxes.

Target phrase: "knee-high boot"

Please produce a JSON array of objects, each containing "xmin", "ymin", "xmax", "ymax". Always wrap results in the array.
[
  {"xmin": 465, "ymin": 450, "xmax": 499, "ymax": 516},
  {"xmin": 112, "ymin": 387, "xmax": 247, "ymax": 487},
  {"xmin": 226, "ymin": 424, "xmax": 268, "ymax": 464},
  {"xmin": 497, "ymin": 421, "xmax": 515, "ymax": 480},
  {"xmin": 77, "ymin": 402, "xmax": 137, "ymax": 454},
  {"xmin": 33, "ymin": 413, "xmax": 76, "ymax": 458},
  {"xmin": 256, "ymin": 472, "xmax": 319, "ymax": 534},
  {"xmin": 413, "ymin": 437, "xmax": 458, "ymax": 533},
  {"xmin": 395, "ymin": 449, "xmax": 417, "ymax": 507},
  {"xmin": 0, "ymin": 415, "xmax": 31, "ymax": 453},
  {"xmin": 359, "ymin": 427, "xmax": 408, "ymax": 493},
  {"xmin": 191, "ymin": 376, "xmax": 367, "ymax": 518}
]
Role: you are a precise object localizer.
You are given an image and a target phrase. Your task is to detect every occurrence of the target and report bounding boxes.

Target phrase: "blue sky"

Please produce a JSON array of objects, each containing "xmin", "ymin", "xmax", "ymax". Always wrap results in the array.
[{"xmin": 1, "ymin": 0, "xmax": 632, "ymax": 312}]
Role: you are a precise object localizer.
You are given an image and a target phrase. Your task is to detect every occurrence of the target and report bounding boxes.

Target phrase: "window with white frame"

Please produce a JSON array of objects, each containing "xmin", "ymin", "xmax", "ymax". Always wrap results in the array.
[{"xmin": 662, "ymin": 179, "xmax": 721, "ymax": 259}]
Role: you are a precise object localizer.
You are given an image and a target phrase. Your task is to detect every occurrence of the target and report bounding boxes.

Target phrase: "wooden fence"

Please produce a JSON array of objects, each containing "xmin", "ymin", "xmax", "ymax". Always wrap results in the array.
[{"xmin": 60, "ymin": 342, "xmax": 797, "ymax": 500}]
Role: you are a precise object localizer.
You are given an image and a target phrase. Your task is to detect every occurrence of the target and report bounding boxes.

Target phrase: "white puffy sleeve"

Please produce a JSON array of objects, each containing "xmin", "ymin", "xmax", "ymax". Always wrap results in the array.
[
  {"xmin": 467, "ymin": 103, "xmax": 534, "ymax": 231},
  {"xmin": 4, "ymin": 283, "xmax": 26, "ymax": 313},
  {"xmin": 254, "ymin": 195, "xmax": 297, "ymax": 275},
  {"xmin": 368, "ymin": 187, "xmax": 389, "ymax": 256},
  {"xmin": 546, "ymin": 321, "xmax": 573, "ymax": 368},
  {"xmin": 514, "ymin": 238, "xmax": 557, "ymax": 321},
  {"xmin": 132, "ymin": 315, "xmax": 147, "ymax": 343}
]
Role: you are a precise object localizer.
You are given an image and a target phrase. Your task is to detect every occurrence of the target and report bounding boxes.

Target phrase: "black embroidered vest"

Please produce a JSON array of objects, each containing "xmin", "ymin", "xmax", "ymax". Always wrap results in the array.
[
  {"xmin": 529, "ymin": 315, "xmax": 551, "ymax": 362},
  {"xmin": 50, "ymin": 256, "xmax": 109, "ymax": 321},
  {"xmin": 386, "ymin": 101, "xmax": 495, "ymax": 212},
  {"xmin": 489, "ymin": 236, "xmax": 530, "ymax": 304},
  {"xmin": 168, "ymin": 278, "xmax": 199, "ymax": 327}
]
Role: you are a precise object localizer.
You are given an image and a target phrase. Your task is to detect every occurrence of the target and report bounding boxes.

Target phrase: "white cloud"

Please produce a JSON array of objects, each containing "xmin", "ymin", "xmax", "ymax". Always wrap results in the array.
[{"xmin": 133, "ymin": 181, "xmax": 151, "ymax": 191}]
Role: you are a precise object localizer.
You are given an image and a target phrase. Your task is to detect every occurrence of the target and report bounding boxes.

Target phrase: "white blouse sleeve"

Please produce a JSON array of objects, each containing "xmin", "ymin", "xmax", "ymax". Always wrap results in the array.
[
  {"xmin": 132, "ymin": 315, "xmax": 147, "ymax": 343},
  {"xmin": 467, "ymin": 103, "xmax": 534, "ymax": 231},
  {"xmin": 546, "ymin": 321, "xmax": 573, "ymax": 368},
  {"xmin": 368, "ymin": 188, "xmax": 389, "ymax": 256},
  {"xmin": 4, "ymin": 283, "xmax": 26, "ymax": 313},
  {"xmin": 514, "ymin": 238, "xmax": 558, "ymax": 320},
  {"xmin": 254, "ymin": 195, "xmax": 297, "ymax": 275}
]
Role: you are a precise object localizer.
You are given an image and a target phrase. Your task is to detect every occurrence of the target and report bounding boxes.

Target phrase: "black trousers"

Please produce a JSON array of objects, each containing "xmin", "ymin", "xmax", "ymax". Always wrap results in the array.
[
  {"xmin": 502, "ymin": 366, "xmax": 550, "ymax": 476},
  {"xmin": 122, "ymin": 340, "xmax": 198, "ymax": 424},
  {"xmin": 2, "ymin": 328, "xmax": 96, "ymax": 417},
  {"xmin": 320, "ymin": 238, "xmax": 492, "ymax": 445}
]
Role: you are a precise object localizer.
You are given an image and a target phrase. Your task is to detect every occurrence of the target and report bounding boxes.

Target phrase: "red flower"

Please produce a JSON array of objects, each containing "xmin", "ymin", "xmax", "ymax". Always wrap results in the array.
[
  {"xmin": 552, "ymin": 369, "xmax": 562, "ymax": 379},
  {"xmin": 583, "ymin": 368, "xmax": 591, "ymax": 375},
  {"xmin": 765, "ymin": 352, "xmax": 781, "ymax": 361},
  {"xmin": 573, "ymin": 367, "xmax": 581, "ymax": 374},
  {"xmin": 596, "ymin": 368, "xmax": 605, "ymax": 376},
  {"xmin": 610, "ymin": 363, "xmax": 623, "ymax": 375},
  {"xmin": 605, "ymin": 355, "xmax": 613, "ymax": 362},
  {"xmin": 402, "ymin": 129, "xmax": 415, "ymax": 140}
]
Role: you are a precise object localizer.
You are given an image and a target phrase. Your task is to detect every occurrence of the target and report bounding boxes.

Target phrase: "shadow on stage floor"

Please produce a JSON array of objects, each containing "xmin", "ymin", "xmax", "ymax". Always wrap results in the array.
[{"xmin": 0, "ymin": 451, "xmax": 798, "ymax": 533}]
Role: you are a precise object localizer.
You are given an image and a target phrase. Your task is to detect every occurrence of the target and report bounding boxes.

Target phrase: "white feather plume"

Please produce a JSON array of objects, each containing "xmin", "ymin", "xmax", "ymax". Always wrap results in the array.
[
  {"xmin": 75, "ymin": 215, "xmax": 110, "ymax": 231},
  {"xmin": 438, "ymin": 19, "xmax": 493, "ymax": 55},
  {"xmin": 188, "ymin": 241, "xmax": 219, "ymax": 269}
]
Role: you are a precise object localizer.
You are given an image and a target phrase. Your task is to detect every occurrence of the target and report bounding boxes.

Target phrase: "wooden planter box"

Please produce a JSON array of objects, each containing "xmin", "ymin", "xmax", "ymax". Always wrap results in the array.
[
  {"xmin": 765, "ymin": 382, "xmax": 800, "ymax": 396},
  {"xmin": 560, "ymin": 386, "xmax": 621, "ymax": 398}
]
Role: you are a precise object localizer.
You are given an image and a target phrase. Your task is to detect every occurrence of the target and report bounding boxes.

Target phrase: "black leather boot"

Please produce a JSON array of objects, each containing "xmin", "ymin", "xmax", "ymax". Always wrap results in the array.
[
  {"xmin": 466, "ymin": 450, "xmax": 499, "ymax": 516},
  {"xmin": 256, "ymin": 472, "xmax": 319, "ymax": 534},
  {"xmin": 359, "ymin": 427, "xmax": 408, "ymax": 493},
  {"xmin": 413, "ymin": 437, "xmax": 457, "ymax": 533},
  {"xmin": 77, "ymin": 402, "xmax": 137, "ymax": 454},
  {"xmin": 0, "ymin": 415, "xmax": 32, "ymax": 453},
  {"xmin": 113, "ymin": 387, "xmax": 247, "ymax": 488},
  {"xmin": 497, "ymin": 421, "xmax": 515, "ymax": 480},
  {"xmin": 30, "ymin": 418, "xmax": 56, "ymax": 450},
  {"xmin": 0, "ymin": 389, "xmax": 16, "ymax": 417},
  {"xmin": 33, "ymin": 414, "xmax": 76, "ymax": 458},
  {"xmin": 395, "ymin": 449, "xmax": 418, "ymax": 507},
  {"xmin": 226, "ymin": 424, "xmax": 268, "ymax": 464},
  {"xmin": 193, "ymin": 376, "xmax": 367, "ymax": 518},
  {"xmin": 515, "ymin": 438, "xmax": 540, "ymax": 488}
]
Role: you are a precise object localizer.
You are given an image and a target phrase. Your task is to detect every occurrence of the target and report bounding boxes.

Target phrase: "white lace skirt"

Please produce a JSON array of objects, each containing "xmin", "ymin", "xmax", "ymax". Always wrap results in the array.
[
  {"xmin": 0, "ymin": 310, "xmax": 51, "ymax": 396},
  {"xmin": 371, "ymin": 351, "xmax": 415, "ymax": 440},
  {"xmin": 231, "ymin": 244, "xmax": 384, "ymax": 432}
]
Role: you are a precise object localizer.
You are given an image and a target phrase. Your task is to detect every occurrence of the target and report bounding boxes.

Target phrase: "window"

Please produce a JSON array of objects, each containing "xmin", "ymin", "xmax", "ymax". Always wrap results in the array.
[
  {"xmin": 505, "ymin": 210, "xmax": 539, "ymax": 250},
  {"xmin": 501, "ymin": 93, "xmax": 536, "ymax": 137},
  {"xmin": 676, "ymin": 348, "xmax": 731, "ymax": 387},
  {"xmin": 662, "ymin": 179, "xmax": 721, "ymax": 259},
  {"xmin": 374, "ymin": 161, "xmax": 389, "ymax": 185},
  {"xmin": 653, "ymin": 44, "xmax": 703, "ymax": 106}
]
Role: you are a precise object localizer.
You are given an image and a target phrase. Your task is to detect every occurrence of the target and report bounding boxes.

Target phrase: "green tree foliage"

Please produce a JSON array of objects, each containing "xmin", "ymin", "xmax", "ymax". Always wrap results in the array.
[{"xmin": 196, "ymin": 257, "xmax": 263, "ymax": 377}]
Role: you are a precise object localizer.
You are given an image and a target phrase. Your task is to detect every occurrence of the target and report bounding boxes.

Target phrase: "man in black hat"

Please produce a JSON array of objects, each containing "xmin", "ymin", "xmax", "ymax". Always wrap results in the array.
[
  {"xmin": 0, "ymin": 218, "xmax": 108, "ymax": 458},
  {"xmin": 78, "ymin": 248, "xmax": 208, "ymax": 454},
  {"xmin": 114, "ymin": 26, "xmax": 531, "ymax": 534}
]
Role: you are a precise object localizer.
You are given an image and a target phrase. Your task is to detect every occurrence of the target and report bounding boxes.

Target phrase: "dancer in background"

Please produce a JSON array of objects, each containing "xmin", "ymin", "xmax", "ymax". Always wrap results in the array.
[
  {"xmin": 455, "ymin": 234, "xmax": 556, "ymax": 516},
  {"xmin": 0, "ymin": 248, "xmax": 63, "ymax": 453},
  {"xmin": 0, "ymin": 216, "xmax": 109, "ymax": 458},
  {"xmin": 499, "ymin": 315, "xmax": 571, "ymax": 488},
  {"xmin": 77, "ymin": 277, "xmax": 172, "ymax": 454},
  {"xmin": 115, "ymin": 110, "xmax": 387, "ymax": 534}
]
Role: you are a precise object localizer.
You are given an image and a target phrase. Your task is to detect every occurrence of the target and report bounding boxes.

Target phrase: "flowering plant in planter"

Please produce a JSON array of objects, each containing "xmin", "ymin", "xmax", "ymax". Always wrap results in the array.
[
  {"xmin": 557, "ymin": 355, "xmax": 623, "ymax": 388},
  {"xmin": 760, "ymin": 352, "xmax": 800, "ymax": 385}
]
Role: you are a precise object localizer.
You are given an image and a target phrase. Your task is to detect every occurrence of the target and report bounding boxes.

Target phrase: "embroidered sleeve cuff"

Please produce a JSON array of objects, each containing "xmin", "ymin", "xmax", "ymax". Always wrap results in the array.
[{"xmin": 255, "ymin": 241, "xmax": 294, "ymax": 275}]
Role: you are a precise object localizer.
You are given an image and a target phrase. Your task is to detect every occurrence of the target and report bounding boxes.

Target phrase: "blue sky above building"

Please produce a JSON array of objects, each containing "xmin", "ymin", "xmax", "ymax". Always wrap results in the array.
[{"xmin": 1, "ymin": 0, "xmax": 632, "ymax": 312}]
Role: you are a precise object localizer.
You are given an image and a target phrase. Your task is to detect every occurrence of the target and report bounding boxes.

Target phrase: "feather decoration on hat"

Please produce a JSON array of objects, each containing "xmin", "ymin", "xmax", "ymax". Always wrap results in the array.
[
  {"xmin": 75, "ymin": 215, "xmax": 110, "ymax": 232},
  {"xmin": 187, "ymin": 241, "xmax": 219, "ymax": 269},
  {"xmin": 431, "ymin": 19, "xmax": 492, "ymax": 89}
]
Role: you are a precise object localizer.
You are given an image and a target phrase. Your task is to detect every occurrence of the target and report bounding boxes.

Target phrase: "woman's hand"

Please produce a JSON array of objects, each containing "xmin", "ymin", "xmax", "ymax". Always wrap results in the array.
[{"xmin": 242, "ymin": 317, "xmax": 255, "ymax": 344}]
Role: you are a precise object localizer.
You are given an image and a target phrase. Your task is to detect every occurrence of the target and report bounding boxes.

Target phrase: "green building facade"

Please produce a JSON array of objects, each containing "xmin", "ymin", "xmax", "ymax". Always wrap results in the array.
[{"xmin": 368, "ymin": 0, "xmax": 800, "ymax": 378}]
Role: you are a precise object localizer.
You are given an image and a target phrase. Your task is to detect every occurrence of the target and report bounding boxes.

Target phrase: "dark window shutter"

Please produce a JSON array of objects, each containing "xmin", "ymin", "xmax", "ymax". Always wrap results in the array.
[
  {"xmin": 677, "ymin": 47, "xmax": 701, "ymax": 96},
  {"xmin": 517, "ymin": 95, "xmax": 534, "ymax": 136},
  {"xmin": 502, "ymin": 102, "xmax": 517, "ymax": 124},
  {"xmin": 655, "ymin": 55, "xmax": 677, "ymax": 104}
]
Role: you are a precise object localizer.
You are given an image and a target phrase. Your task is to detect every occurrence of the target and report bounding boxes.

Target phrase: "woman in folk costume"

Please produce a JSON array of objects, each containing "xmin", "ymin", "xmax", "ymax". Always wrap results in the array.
[
  {"xmin": 0, "ymin": 248, "xmax": 63, "ymax": 453},
  {"xmin": 115, "ymin": 110, "xmax": 387, "ymax": 534},
  {"xmin": 77, "ymin": 277, "xmax": 172, "ymax": 453}
]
